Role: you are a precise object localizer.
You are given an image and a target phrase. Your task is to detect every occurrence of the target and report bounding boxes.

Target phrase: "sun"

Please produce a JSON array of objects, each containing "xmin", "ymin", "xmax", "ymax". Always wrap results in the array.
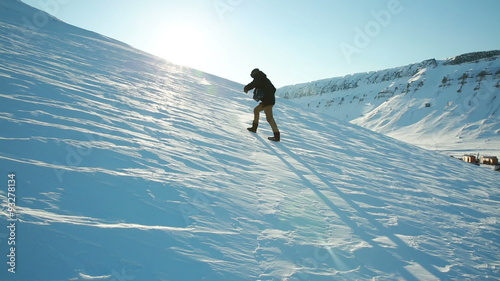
[{"xmin": 152, "ymin": 21, "xmax": 210, "ymax": 68}]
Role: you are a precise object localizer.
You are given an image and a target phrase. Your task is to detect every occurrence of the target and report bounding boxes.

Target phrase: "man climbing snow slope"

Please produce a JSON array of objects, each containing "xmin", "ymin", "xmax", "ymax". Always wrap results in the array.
[{"xmin": 244, "ymin": 68, "xmax": 281, "ymax": 142}]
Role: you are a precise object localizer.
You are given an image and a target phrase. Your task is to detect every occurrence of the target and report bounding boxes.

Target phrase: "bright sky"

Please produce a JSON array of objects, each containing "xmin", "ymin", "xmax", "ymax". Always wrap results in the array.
[{"xmin": 21, "ymin": 0, "xmax": 500, "ymax": 87}]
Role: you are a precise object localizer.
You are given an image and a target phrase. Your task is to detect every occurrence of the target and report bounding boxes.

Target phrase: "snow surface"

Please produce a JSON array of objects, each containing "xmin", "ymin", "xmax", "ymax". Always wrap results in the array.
[
  {"xmin": 1, "ymin": 1, "xmax": 499, "ymax": 280},
  {"xmin": 277, "ymin": 53, "xmax": 500, "ymax": 157}
]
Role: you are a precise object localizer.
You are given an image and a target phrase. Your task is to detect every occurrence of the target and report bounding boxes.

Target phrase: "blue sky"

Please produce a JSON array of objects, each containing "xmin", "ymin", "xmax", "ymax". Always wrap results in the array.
[{"xmin": 21, "ymin": 0, "xmax": 500, "ymax": 87}]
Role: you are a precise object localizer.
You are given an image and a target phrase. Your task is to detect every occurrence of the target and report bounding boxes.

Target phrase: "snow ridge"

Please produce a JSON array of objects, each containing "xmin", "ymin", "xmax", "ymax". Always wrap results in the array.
[
  {"xmin": 444, "ymin": 50, "xmax": 500, "ymax": 65},
  {"xmin": 277, "ymin": 52, "xmax": 500, "ymax": 155}
]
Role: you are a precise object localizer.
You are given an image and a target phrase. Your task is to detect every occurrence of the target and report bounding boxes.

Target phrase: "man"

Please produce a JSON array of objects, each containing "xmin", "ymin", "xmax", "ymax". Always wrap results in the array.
[{"xmin": 244, "ymin": 68, "xmax": 280, "ymax": 142}]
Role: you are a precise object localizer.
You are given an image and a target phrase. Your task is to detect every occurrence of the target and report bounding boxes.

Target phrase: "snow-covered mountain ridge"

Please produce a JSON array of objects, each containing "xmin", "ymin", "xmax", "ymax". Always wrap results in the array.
[
  {"xmin": 277, "ymin": 51, "xmax": 500, "ymax": 155},
  {"xmin": 0, "ymin": 1, "xmax": 499, "ymax": 280}
]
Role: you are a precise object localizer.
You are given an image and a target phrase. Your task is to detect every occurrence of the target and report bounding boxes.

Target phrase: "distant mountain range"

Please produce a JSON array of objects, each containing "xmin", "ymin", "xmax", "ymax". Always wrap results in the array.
[{"xmin": 277, "ymin": 50, "xmax": 500, "ymax": 155}]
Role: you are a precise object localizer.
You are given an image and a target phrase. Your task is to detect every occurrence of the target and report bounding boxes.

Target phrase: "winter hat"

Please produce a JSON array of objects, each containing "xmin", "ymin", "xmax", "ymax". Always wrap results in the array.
[{"xmin": 250, "ymin": 68, "xmax": 260, "ymax": 78}]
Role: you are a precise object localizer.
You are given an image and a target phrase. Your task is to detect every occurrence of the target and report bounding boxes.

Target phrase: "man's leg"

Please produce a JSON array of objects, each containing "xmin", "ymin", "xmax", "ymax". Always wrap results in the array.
[
  {"xmin": 263, "ymin": 105, "xmax": 279, "ymax": 133},
  {"xmin": 253, "ymin": 103, "xmax": 265, "ymax": 124},
  {"xmin": 248, "ymin": 103, "xmax": 264, "ymax": 132},
  {"xmin": 264, "ymin": 105, "xmax": 280, "ymax": 141}
]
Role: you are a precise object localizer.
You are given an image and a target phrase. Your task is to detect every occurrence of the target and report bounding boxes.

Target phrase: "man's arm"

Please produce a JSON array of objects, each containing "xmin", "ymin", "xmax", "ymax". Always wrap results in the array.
[
  {"xmin": 243, "ymin": 77, "xmax": 263, "ymax": 93},
  {"xmin": 244, "ymin": 80, "xmax": 256, "ymax": 93}
]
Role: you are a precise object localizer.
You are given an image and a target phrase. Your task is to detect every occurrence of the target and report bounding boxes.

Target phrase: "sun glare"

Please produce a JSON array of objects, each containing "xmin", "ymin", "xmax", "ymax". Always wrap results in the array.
[{"xmin": 153, "ymin": 21, "xmax": 210, "ymax": 68}]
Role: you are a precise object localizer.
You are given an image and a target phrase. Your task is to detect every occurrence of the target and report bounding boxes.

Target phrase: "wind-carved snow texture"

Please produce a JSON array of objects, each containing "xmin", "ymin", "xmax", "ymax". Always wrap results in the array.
[
  {"xmin": 0, "ymin": 1, "xmax": 499, "ymax": 280},
  {"xmin": 277, "ymin": 51, "xmax": 500, "ymax": 156}
]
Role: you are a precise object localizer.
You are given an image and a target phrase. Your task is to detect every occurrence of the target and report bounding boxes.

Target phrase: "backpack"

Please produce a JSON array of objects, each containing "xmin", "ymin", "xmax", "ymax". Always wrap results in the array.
[{"xmin": 253, "ymin": 88, "xmax": 264, "ymax": 101}]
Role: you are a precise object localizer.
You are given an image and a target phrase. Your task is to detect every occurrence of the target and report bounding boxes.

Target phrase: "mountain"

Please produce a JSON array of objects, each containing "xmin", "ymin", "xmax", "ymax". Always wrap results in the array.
[
  {"xmin": 1, "ymin": 1, "xmax": 499, "ymax": 280},
  {"xmin": 277, "ymin": 51, "xmax": 500, "ymax": 156}
]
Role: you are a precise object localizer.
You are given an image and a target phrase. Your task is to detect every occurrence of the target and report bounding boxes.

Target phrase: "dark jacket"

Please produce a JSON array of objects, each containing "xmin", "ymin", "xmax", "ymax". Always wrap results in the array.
[{"xmin": 244, "ymin": 70, "xmax": 276, "ymax": 106}]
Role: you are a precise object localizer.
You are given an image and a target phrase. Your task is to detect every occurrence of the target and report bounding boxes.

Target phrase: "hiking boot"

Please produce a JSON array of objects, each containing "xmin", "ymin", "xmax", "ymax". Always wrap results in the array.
[
  {"xmin": 247, "ymin": 122, "xmax": 258, "ymax": 133},
  {"xmin": 268, "ymin": 132, "xmax": 280, "ymax": 142}
]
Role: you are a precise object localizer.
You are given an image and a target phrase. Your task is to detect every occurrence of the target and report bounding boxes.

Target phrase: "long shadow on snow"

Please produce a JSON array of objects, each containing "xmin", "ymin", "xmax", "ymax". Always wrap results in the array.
[{"xmin": 255, "ymin": 135, "xmax": 448, "ymax": 280}]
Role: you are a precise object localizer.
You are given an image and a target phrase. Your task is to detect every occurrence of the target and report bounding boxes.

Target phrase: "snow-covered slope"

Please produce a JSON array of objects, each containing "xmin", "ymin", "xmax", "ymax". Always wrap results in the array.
[
  {"xmin": 277, "ymin": 52, "xmax": 500, "ymax": 155},
  {"xmin": 1, "ymin": 1, "xmax": 499, "ymax": 280}
]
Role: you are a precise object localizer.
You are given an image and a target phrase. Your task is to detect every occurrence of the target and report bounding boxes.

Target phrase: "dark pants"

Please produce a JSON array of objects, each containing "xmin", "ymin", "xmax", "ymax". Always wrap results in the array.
[{"xmin": 253, "ymin": 104, "xmax": 279, "ymax": 133}]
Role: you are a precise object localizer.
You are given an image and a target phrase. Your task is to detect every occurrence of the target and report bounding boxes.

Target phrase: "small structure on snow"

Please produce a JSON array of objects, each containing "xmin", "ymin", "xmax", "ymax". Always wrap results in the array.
[
  {"xmin": 462, "ymin": 155, "xmax": 477, "ymax": 163},
  {"xmin": 480, "ymin": 156, "xmax": 498, "ymax": 165},
  {"xmin": 479, "ymin": 156, "xmax": 500, "ymax": 171}
]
